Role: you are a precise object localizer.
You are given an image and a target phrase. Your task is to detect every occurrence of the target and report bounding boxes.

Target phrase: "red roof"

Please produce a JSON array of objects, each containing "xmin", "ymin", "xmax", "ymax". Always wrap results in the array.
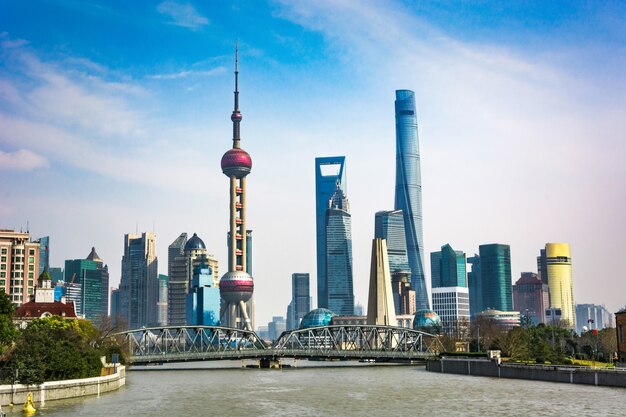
[{"xmin": 15, "ymin": 301, "xmax": 77, "ymax": 319}]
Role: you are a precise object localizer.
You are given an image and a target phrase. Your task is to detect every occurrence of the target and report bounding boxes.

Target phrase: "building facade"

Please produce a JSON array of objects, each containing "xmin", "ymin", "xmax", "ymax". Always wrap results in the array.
[
  {"xmin": 616, "ymin": 309, "xmax": 626, "ymax": 366},
  {"xmin": 512, "ymin": 272, "xmax": 550, "ymax": 324},
  {"xmin": 325, "ymin": 183, "xmax": 354, "ymax": 315},
  {"xmin": 37, "ymin": 236, "xmax": 49, "ymax": 273},
  {"xmin": 157, "ymin": 274, "xmax": 168, "ymax": 326},
  {"xmin": 64, "ymin": 247, "xmax": 109, "ymax": 321},
  {"xmin": 289, "ymin": 273, "xmax": 311, "ymax": 330},
  {"xmin": 315, "ymin": 156, "xmax": 346, "ymax": 310},
  {"xmin": 394, "ymin": 90, "xmax": 429, "ymax": 310},
  {"xmin": 0, "ymin": 229, "xmax": 40, "ymax": 306},
  {"xmin": 432, "ymin": 286, "xmax": 470, "ymax": 337},
  {"xmin": 540, "ymin": 243, "xmax": 576, "ymax": 330},
  {"xmin": 119, "ymin": 232, "xmax": 158, "ymax": 329},
  {"xmin": 575, "ymin": 304, "xmax": 612, "ymax": 334},
  {"xmin": 186, "ymin": 262, "xmax": 220, "ymax": 326},
  {"xmin": 479, "ymin": 244, "xmax": 512, "ymax": 312},
  {"xmin": 467, "ymin": 254, "xmax": 482, "ymax": 318},
  {"xmin": 431, "ymin": 243, "xmax": 467, "ymax": 288},
  {"xmin": 390, "ymin": 270, "xmax": 416, "ymax": 315},
  {"xmin": 374, "ymin": 210, "xmax": 410, "ymax": 275}
]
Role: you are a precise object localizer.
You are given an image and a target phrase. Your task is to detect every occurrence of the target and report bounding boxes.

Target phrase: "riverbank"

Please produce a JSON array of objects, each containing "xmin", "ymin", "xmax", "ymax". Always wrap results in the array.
[
  {"xmin": 0, "ymin": 365, "xmax": 126, "ymax": 406},
  {"xmin": 426, "ymin": 357, "xmax": 626, "ymax": 388}
]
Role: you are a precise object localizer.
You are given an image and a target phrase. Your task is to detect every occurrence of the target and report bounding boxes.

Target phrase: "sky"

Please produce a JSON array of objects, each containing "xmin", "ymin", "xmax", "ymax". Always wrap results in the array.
[{"xmin": 1, "ymin": 0, "xmax": 625, "ymax": 326}]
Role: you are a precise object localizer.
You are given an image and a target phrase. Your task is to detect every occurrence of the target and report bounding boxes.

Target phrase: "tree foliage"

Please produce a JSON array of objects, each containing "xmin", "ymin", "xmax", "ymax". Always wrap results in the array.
[{"xmin": 0, "ymin": 291, "xmax": 18, "ymax": 354}]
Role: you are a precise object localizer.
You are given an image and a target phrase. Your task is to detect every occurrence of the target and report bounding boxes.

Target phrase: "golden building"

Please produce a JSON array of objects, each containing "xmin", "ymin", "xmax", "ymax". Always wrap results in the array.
[{"xmin": 544, "ymin": 243, "xmax": 576, "ymax": 329}]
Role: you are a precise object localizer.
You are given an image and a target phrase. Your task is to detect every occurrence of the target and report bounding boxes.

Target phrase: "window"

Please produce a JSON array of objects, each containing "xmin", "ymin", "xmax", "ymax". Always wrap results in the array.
[
  {"xmin": 28, "ymin": 265, "xmax": 34, "ymax": 271},
  {"xmin": 28, "ymin": 272, "xmax": 33, "ymax": 278},
  {"xmin": 27, "ymin": 280, "xmax": 33, "ymax": 287},
  {"xmin": 0, "ymin": 248, "xmax": 6, "ymax": 255},
  {"xmin": 0, "ymin": 280, "xmax": 4, "ymax": 286},
  {"xmin": 0, "ymin": 256, "xmax": 5, "ymax": 262},
  {"xmin": 0, "ymin": 265, "xmax": 4, "ymax": 270},
  {"xmin": 29, "ymin": 249, "xmax": 35, "ymax": 255},
  {"xmin": 28, "ymin": 257, "xmax": 34, "ymax": 263},
  {"xmin": 27, "ymin": 288, "xmax": 33, "ymax": 294},
  {"xmin": 0, "ymin": 272, "xmax": 4, "ymax": 278}
]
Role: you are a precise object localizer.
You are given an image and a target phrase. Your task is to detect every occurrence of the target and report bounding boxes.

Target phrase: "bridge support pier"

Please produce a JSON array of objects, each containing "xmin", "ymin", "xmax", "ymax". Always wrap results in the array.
[{"xmin": 259, "ymin": 358, "xmax": 281, "ymax": 369}]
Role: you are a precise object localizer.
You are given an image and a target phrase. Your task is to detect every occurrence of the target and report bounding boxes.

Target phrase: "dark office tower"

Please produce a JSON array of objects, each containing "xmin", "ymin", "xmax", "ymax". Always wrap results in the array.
[
  {"xmin": 512, "ymin": 272, "xmax": 549, "ymax": 324},
  {"xmin": 325, "ymin": 183, "xmax": 354, "ymax": 315},
  {"xmin": 479, "ymin": 244, "xmax": 512, "ymax": 312},
  {"xmin": 37, "ymin": 236, "xmax": 50, "ymax": 273},
  {"xmin": 291, "ymin": 273, "xmax": 311, "ymax": 329},
  {"xmin": 110, "ymin": 288, "xmax": 121, "ymax": 327},
  {"xmin": 374, "ymin": 210, "xmax": 410, "ymax": 275},
  {"xmin": 393, "ymin": 90, "xmax": 428, "ymax": 310},
  {"xmin": 431, "ymin": 244, "xmax": 467, "ymax": 288},
  {"xmin": 64, "ymin": 247, "xmax": 109, "ymax": 321},
  {"xmin": 537, "ymin": 249, "xmax": 548, "ymax": 285},
  {"xmin": 315, "ymin": 156, "xmax": 346, "ymax": 309},
  {"xmin": 467, "ymin": 255, "xmax": 482, "ymax": 318},
  {"xmin": 119, "ymin": 232, "xmax": 158, "ymax": 329},
  {"xmin": 391, "ymin": 270, "xmax": 416, "ymax": 315}
]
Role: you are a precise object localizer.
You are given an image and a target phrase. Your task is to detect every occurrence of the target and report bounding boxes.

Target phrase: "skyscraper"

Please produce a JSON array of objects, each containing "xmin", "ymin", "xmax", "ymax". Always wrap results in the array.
[
  {"xmin": 186, "ymin": 261, "xmax": 220, "ymax": 326},
  {"xmin": 467, "ymin": 254, "xmax": 482, "ymax": 318},
  {"xmin": 512, "ymin": 272, "xmax": 550, "ymax": 324},
  {"xmin": 157, "ymin": 274, "xmax": 168, "ymax": 326},
  {"xmin": 325, "ymin": 182, "xmax": 354, "ymax": 315},
  {"xmin": 119, "ymin": 232, "xmax": 158, "ymax": 329},
  {"xmin": 393, "ymin": 90, "xmax": 428, "ymax": 309},
  {"xmin": 315, "ymin": 156, "xmax": 346, "ymax": 309},
  {"xmin": 0, "ymin": 230, "xmax": 40, "ymax": 306},
  {"xmin": 219, "ymin": 47, "xmax": 255, "ymax": 331},
  {"xmin": 374, "ymin": 210, "xmax": 410, "ymax": 276},
  {"xmin": 290, "ymin": 273, "xmax": 310, "ymax": 330},
  {"xmin": 64, "ymin": 247, "xmax": 109, "ymax": 321},
  {"xmin": 37, "ymin": 236, "xmax": 49, "ymax": 273},
  {"xmin": 541, "ymin": 243, "xmax": 576, "ymax": 329},
  {"xmin": 431, "ymin": 244, "xmax": 467, "ymax": 288},
  {"xmin": 479, "ymin": 243, "xmax": 512, "ymax": 312},
  {"xmin": 390, "ymin": 270, "xmax": 416, "ymax": 316}
]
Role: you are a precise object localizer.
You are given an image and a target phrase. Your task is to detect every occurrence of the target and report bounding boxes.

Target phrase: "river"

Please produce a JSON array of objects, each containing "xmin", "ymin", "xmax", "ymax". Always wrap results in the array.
[{"xmin": 5, "ymin": 363, "xmax": 626, "ymax": 416}]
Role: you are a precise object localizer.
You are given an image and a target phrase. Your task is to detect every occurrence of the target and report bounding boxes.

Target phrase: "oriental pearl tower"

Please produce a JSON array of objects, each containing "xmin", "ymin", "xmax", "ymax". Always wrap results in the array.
[{"xmin": 219, "ymin": 46, "xmax": 254, "ymax": 331}]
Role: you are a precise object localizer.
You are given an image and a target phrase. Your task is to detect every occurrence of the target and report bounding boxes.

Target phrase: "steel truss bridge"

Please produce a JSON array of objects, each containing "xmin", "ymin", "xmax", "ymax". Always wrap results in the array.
[{"xmin": 115, "ymin": 325, "xmax": 444, "ymax": 365}]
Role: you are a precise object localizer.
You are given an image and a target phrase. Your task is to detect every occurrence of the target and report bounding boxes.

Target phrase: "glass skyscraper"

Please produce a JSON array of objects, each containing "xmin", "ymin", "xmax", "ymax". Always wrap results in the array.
[
  {"xmin": 64, "ymin": 247, "xmax": 109, "ymax": 322},
  {"xmin": 325, "ymin": 183, "xmax": 354, "ymax": 315},
  {"xmin": 393, "ymin": 90, "xmax": 429, "ymax": 310},
  {"xmin": 431, "ymin": 244, "xmax": 467, "ymax": 288},
  {"xmin": 314, "ymin": 156, "xmax": 346, "ymax": 309},
  {"xmin": 467, "ymin": 254, "xmax": 482, "ymax": 318},
  {"xmin": 479, "ymin": 243, "xmax": 512, "ymax": 312},
  {"xmin": 374, "ymin": 210, "xmax": 410, "ymax": 275},
  {"xmin": 290, "ymin": 273, "xmax": 311, "ymax": 330}
]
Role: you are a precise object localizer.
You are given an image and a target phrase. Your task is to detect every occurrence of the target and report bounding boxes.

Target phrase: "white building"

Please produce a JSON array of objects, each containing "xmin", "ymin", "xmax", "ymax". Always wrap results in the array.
[{"xmin": 432, "ymin": 287, "xmax": 470, "ymax": 336}]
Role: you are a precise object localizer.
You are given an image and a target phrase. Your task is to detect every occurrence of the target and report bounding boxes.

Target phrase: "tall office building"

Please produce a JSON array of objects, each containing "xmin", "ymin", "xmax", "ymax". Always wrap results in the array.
[
  {"xmin": 390, "ymin": 270, "xmax": 416, "ymax": 315},
  {"xmin": 512, "ymin": 272, "xmax": 550, "ymax": 324},
  {"xmin": 394, "ymin": 90, "xmax": 428, "ymax": 310},
  {"xmin": 110, "ymin": 288, "xmax": 121, "ymax": 327},
  {"xmin": 186, "ymin": 261, "xmax": 220, "ymax": 326},
  {"xmin": 537, "ymin": 249, "xmax": 548, "ymax": 285},
  {"xmin": 432, "ymin": 287, "xmax": 470, "ymax": 336},
  {"xmin": 64, "ymin": 247, "xmax": 109, "ymax": 321},
  {"xmin": 539, "ymin": 243, "xmax": 575, "ymax": 329},
  {"xmin": 219, "ymin": 47, "xmax": 255, "ymax": 331},
  {"xmin": 575, "ymin": 304, "xmax": 611, "ymax": 334},
  {"xmin": 374, "ymin": 210, "xmax": 410, "ymax": 276},
  {"xmin": 37, "ymin": 236, "xmax": 50, "ymax": 273},
  {"xmin": 479, "ymin": 244, "xmax": 512, "ymax": 312},
  {"xmin": 289, "ymin": 273, "xmax": 311, "ymax": 330},
  {"xmin": 119, "ymin": 232, "xmax": 158, "ymax": 329},
  {"xmin": 168, "ymin": 233, "xmax": 218, "ymax": 326},
  {"xmin": 49, "ymin": 267, "xmax": 63, "ymax": 284},
  {"xmin": 467, "ymin": 255, "xmax": 482, "ymax": 318},
  {"xmin": 157, "ymin": 274, "xmax": 168, "ymax": 326},
  {"xmin": 431, "ymin": 244, "xmax": 467, "ymax": 288},
  {"xmin": 315, "ymin": 156, "xmax": 346, "ymax": 310},
  {"xmin": 0, "ymin": 229, "xmax": 40, "ymax": 306},
  {"xmin": 325, "ymin": 183, "xmax": 354, "ymax": 315}
]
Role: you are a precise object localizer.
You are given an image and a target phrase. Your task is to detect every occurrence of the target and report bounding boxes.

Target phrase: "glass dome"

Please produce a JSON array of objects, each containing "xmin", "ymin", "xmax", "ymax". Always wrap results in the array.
[
  {"xmin": 412, "ymin": 309, "xmax": 442, "ymax": 334},
  {"xmin": 299, "ymin": 308, "xmax": 336, "ymax": 329}
]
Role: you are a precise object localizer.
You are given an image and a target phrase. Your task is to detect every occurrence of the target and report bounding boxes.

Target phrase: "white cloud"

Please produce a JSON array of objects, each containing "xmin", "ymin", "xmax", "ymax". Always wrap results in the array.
[
  {"xmin": 157, "ymin": 1, "xmax": 209, "ymax": 30},
  {"xmin": 148, "ymin": 66, "xmax": 225, "ymax": 80},
  {"xmin": 0, "ymin": 149, "xmax": 48, "ymax": 171}
]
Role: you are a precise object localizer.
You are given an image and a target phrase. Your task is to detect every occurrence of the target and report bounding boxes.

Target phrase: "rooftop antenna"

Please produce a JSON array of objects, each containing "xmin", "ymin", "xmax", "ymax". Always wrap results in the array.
[
  {"xmin": 135, "ymin": 221, "xmax": 138, "ymax": 235},
  {"xmin": 26, "ymin": 220, "xmax": 29, "ymax": 233}
]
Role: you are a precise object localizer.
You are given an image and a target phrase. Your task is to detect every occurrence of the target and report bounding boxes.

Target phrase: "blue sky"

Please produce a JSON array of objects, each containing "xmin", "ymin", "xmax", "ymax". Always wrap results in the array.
[{"xmin": 1, "ymin": 1, "xmax": 625, "ymax": 326}]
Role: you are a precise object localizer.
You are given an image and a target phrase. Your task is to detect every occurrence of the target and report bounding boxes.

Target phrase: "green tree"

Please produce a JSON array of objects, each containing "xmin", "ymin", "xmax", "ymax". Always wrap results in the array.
[{"xmin": 0, "ymin": 291, "xmax": 18, "ymax": 355}]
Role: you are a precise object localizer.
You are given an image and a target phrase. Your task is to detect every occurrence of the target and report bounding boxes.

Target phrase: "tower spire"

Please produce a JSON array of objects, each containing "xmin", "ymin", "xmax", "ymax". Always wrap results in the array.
[{"xmin": 231, "ymin": 40, "xmax": 242, "ymax": 148}]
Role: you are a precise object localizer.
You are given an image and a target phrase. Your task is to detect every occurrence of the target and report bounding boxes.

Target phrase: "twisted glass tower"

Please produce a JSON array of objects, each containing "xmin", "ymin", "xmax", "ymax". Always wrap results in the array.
[{"xmin": 394, "ymin": 90, "xmax": 429, "ymax": 310}]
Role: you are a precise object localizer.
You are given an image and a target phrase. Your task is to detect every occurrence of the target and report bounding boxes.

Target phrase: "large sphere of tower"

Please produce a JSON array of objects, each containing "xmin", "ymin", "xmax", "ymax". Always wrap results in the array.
[
  {"xmin": 219, "ymin": 271, "xmax": 254, "ymax": 303},
  {"xmin": 221, "ymin": 148, "xmax": 252, "ymax": 178}
]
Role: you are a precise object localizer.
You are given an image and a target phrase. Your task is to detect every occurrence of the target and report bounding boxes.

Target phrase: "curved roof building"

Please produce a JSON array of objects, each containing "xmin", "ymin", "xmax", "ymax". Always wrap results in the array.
[
  {"xmin": 413, "ymin": 309, "xmax": 442, "ymax": 334},
  {"xmin": 299, "ymin": 308, "xmax": 336, "ymax": 329}
]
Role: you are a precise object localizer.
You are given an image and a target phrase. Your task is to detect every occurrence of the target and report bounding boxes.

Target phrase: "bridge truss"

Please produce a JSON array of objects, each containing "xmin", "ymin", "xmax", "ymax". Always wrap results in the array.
[{"xmin": 116, "ymin": 325, "xmax": 443, "ymax": 365}]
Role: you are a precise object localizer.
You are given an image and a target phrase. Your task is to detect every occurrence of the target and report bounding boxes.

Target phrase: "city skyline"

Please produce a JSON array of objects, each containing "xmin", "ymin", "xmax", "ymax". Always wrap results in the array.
[{"xmin": 1, "ymin": 1, "xmax": 625, "ymax": 326}]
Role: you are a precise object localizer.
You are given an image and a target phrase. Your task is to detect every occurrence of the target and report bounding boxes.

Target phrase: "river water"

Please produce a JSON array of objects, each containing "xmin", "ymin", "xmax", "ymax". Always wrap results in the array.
[{"xmin": 5, "ymin": 363, "xmax": 626, "ymax": 416}]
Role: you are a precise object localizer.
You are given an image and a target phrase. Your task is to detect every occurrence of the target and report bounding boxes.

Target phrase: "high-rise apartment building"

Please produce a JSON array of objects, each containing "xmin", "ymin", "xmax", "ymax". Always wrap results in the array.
[
  {"xmin": 467, "ymin": 254, "xmax": 482, "ymax": 318},
  {"xmin": 325, "ymin": 183, "xmax": 354, "ymax": 315},
  {"xmin": 479, "ymin": 244, "xmax": 512, "ymax": 312},
  {"xmin": 315, "ymin": 156, "xmax": 346, "ymax": 310},
  {"xmin": 64, "ymin": 247, "xmax": 109, "ymax": 321},
  {"xmin": 431, "ymin": 244, "xmax": 467, "ymax": 288},
  {"xmin": 394, "ymin": 90, "xmax": 428, "ymax": 310},
  {"xmin": 289, "ymin": 273, "xmax": 310, "ymax": 330},
  {"xmin": 0, "ymin": 229, "xmax": 40, "ymax": 306},
  {"xmin": 119, "ymin": 232, "xmax": 158, "ymax": 329},
  {"xmin": 575, "ymin": 304, "xmax": 611, "ymax": 334},
  {"xmin": 168, "ymin": 233, "xmax": 218, "ymax": 326},
  {"xmin": 374, "ymin": 210, "xmax": 410, "ymax": 276},
  {"xmin": 539, "ymin": 243, "xmax": 575, "ymax": 329},
  {"xmin": 512, "ymin": 272, "xmax": 550, "ymax": 324}
]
